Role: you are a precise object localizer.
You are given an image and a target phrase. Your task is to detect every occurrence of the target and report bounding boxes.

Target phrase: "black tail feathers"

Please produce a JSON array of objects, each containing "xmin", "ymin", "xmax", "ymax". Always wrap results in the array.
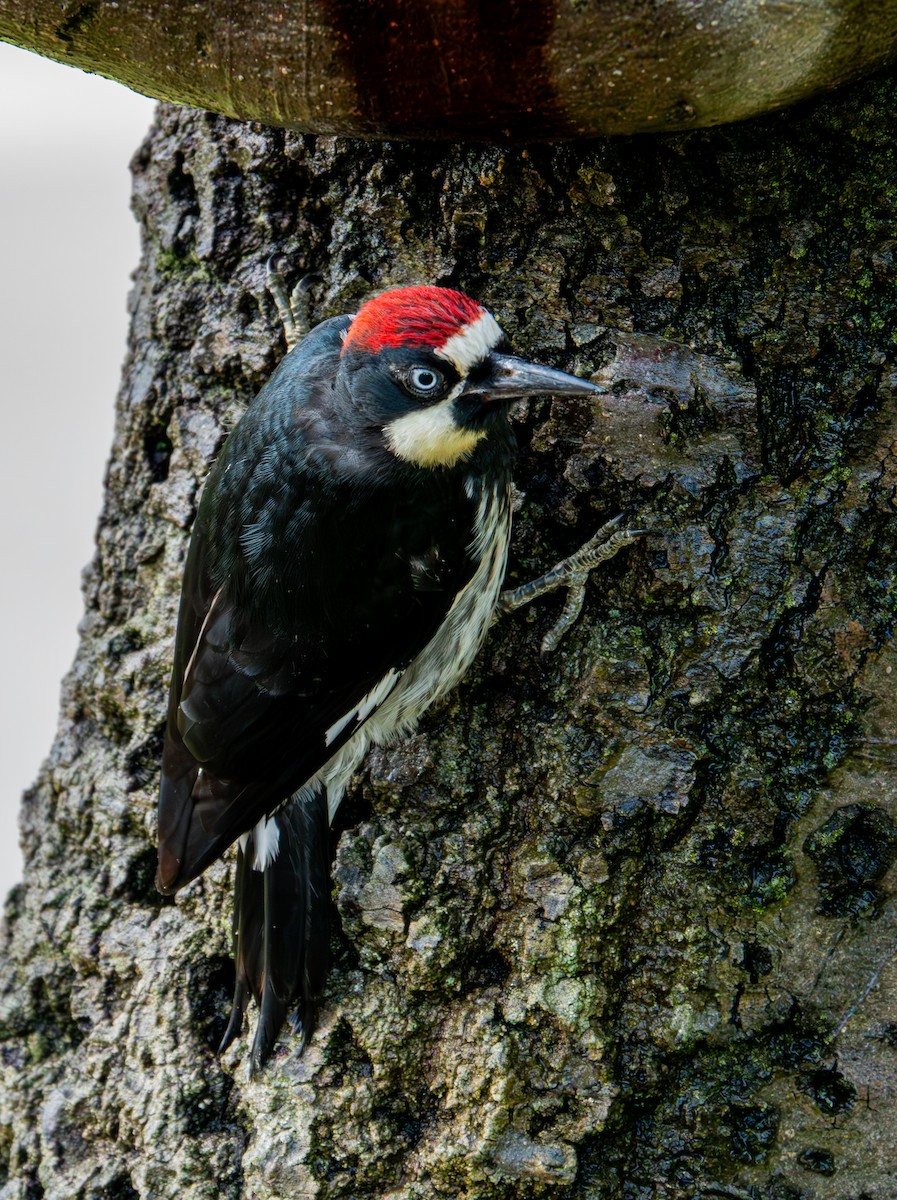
[{"xmin": 219, "ymin": 787, "xmax": 331, "ymax": 1074}]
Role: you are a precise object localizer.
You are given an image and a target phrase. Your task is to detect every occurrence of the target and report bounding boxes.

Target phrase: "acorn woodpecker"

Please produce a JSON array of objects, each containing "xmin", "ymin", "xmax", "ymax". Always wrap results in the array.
[{"xmin": 157, "ymin": 283, "xmax": 627, "ymax": 1072}]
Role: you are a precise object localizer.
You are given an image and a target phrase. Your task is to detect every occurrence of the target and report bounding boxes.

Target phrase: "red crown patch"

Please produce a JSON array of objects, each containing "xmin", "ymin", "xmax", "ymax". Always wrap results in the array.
[{"xmin": 342, "ymin": 286, "xmax": 486, "ymax": 356}]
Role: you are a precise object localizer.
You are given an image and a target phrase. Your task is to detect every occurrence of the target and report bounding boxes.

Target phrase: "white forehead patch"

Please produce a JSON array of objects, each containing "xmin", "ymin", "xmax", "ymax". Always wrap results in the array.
[
  {"xmin": 436, "ymin": 310, "xmax": 503, "ymax": 374},
  {"xmin": 384, "ymin": 389, "xmax": 487, "ymax": 468}
]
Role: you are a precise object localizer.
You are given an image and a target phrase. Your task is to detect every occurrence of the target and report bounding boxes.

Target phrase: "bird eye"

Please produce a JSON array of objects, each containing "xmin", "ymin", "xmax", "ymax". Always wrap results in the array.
[{"xmin": 406, "ymin": 367, "xmax": 444, "ymax": 398}]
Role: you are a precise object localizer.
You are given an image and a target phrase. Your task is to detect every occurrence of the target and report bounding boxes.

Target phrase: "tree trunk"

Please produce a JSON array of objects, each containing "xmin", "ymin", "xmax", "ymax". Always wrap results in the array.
[{"xmin": 1, "ymin": 78, "xmax": 896, "ymax": 1199}]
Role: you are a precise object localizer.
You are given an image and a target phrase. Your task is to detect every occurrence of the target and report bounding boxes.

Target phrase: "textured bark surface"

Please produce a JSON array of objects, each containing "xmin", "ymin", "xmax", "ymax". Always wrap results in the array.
[
  {"xmin": 3, "ymin": 0, "xmax": 897, "ymax": 137},
  {"xmin": 1, "ymin": 74, "xmax": 897, "ymax": 1199}
]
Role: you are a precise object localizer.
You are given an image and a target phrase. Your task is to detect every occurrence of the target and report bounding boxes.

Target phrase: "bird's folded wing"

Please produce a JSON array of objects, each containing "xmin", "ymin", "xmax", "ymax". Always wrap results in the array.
[{"xmin": 157, "ymin": 566, "xmax": 457, "ymax": 892}]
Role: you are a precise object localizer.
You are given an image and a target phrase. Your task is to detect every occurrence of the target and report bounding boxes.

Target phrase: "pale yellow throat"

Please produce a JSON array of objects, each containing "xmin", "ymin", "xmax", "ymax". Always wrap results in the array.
[{"xmin": 384, "ymin": 396, "xmax": 487, "ymax": 468}]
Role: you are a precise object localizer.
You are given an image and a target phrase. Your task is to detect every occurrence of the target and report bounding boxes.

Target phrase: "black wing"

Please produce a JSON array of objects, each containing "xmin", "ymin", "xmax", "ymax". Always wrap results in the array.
[{"xmin": 158, "ymin": 319, "xmax": 479, "ymax": 891}]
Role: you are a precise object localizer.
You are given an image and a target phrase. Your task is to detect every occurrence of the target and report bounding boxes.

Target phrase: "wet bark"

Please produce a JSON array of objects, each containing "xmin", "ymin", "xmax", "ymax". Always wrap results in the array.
[{"xmin": 1, "ymin": 72, "xmax": 897, "ymax": 1199}]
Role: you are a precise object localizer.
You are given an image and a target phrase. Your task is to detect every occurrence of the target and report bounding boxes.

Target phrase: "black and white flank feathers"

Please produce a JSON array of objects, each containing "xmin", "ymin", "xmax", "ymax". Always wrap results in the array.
[{"xmin": 157, "ymin": 285, "xmax": 600, "ymax": 1071}]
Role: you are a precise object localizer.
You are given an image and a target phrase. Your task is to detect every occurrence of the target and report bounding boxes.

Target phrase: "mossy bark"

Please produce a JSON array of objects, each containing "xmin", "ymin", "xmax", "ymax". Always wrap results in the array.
[{"xmin": 1, "ymin": 74, "xmax": 897, "ymax": 1199}]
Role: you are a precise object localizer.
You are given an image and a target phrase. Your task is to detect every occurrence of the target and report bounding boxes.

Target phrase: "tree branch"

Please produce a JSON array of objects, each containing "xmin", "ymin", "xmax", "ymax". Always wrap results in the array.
[{"xmin": 2, "ymin": 0, "xmax": 897, "ymax": 138}]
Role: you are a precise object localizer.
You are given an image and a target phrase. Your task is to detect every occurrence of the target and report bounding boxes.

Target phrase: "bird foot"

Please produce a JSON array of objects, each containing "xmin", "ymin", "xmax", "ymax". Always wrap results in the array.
[
  {"xmin": 266, "ymin": 256, "xmax": 323, "ymax": 351},
  {"xmin": 498, "ymin": 514, "xmax": 647, "ymax": 655}
]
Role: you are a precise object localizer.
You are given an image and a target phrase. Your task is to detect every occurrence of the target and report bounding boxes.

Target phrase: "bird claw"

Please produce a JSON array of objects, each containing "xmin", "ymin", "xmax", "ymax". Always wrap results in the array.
[
  {"xmin": 266, "ymin": 257, "xmax": 323, "ymax": 350},
  {"xmin": 498, "ymin": 514, "xmax": 649, "ymax": 654}
]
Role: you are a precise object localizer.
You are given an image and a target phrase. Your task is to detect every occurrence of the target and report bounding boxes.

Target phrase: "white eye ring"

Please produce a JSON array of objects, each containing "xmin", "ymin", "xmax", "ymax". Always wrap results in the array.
[{"xmin": 408, "ymin": 367, "xmax": 443, "ymax": 396}]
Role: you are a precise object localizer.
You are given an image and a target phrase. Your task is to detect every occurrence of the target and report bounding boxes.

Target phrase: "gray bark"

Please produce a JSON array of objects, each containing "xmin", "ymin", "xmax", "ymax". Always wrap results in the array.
[{"xmin": 1, "ymin": 73, "xmax": 897, "ymax": 1198}]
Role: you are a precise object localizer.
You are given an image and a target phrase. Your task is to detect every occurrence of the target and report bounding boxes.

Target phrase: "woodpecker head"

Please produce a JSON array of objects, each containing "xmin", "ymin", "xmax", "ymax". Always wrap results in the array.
[{"xmin": 339, "ymin": 286, "xmax": 601, "ymax": 469}]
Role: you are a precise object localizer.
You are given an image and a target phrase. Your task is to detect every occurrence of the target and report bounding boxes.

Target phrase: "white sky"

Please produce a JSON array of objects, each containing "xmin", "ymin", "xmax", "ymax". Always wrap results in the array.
[{"xmin": 0, "ymin": 43, "xmax": 156, "ymax": 896}]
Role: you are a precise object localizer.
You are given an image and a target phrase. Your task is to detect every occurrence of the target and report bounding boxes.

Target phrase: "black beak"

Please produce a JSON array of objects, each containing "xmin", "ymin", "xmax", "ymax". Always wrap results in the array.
[{"xmin": 463, "ymin": 352, "xmax": 603, "ymax": 403}]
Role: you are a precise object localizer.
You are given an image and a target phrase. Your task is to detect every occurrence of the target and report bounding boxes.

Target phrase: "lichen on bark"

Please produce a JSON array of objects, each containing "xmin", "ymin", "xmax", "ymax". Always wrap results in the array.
[{"xmin": 1, "ymin": 72, "xmax": 897, "ymax": 1199}]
